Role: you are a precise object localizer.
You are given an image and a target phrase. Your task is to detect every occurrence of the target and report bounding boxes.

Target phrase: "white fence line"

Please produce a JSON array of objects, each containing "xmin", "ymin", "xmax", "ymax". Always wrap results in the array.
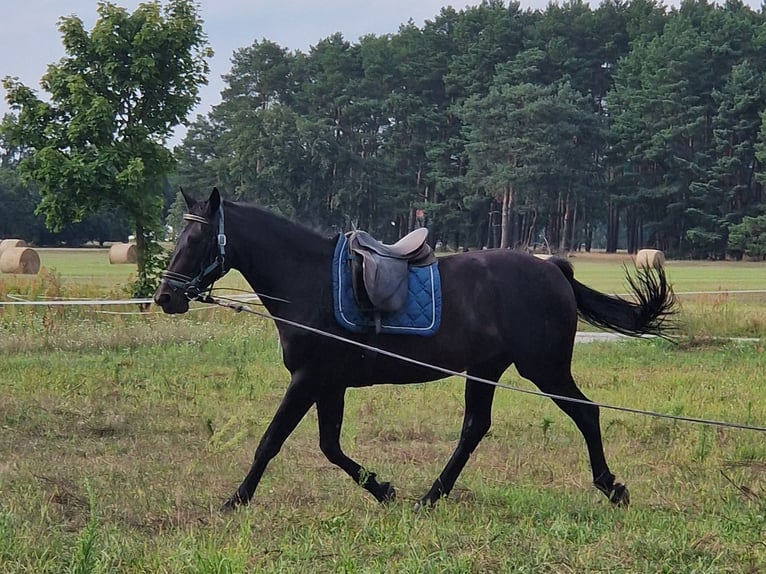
[
  {"xmin": 2, "ymin": 289, "xmax": 764, "ymax": 307},
  {"xmin": 0, "ymin": 293, "xmax": 760, "ymax": 338},
  {"xmin": 0, "ymin": 294, "xmax": 259, "ymax": 306}
]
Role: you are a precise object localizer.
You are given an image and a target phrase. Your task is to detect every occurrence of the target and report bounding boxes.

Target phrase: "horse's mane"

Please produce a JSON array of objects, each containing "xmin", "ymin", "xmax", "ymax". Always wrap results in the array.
[{"xmin": 228, "ymin": 200, "xmax": 330, "ymax": 243}]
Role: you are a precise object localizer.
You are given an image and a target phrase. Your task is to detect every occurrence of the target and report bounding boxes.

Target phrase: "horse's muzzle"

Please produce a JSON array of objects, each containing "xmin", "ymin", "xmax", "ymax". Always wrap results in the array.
[{"xmin": 153, "ymin": 286, "xmax": 190, "ymax": 314}]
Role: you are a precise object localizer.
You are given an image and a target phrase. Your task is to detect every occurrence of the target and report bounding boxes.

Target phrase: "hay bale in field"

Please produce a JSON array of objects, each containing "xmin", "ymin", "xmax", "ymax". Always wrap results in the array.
[
  {"xmin": 0, "ymin": 238, "xmax": 28, "ymax": 257},
  {"xmin": 635, "ymin": 249, "xmax": 665, "ymax": 270},
  {"xmin": 109, "ymin": 243, "xmax": 137, "ymax": 264},
  {"xmin": 0, "ymin": 247, "xmax": 40, "ymax": 274}
]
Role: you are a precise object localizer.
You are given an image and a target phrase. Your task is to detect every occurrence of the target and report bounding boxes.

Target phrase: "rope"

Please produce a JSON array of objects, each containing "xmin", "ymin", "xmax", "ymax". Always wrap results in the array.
[
  {"xmin": 203, "ymin": 293, "xmax": 766, "ymax": 434},
  {"xmin": 1, "ymin": 292, "xmax": 763, "ymax": 432}
]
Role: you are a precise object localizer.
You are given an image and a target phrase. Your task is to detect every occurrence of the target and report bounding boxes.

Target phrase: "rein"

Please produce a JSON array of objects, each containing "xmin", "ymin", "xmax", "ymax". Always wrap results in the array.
[{"xmin": 161, "ymin": 206, "xmax": 228, "ymax": 301}]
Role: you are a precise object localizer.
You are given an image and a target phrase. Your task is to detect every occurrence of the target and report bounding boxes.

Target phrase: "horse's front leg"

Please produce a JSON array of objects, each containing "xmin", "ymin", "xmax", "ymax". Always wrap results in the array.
[
  {"xmin": 222, "ymin": 374, "xmax": 315, "ymax": 510},
  {"xmin": 316, "ymin": 388, "xmax": 396, "ymax": 503}
]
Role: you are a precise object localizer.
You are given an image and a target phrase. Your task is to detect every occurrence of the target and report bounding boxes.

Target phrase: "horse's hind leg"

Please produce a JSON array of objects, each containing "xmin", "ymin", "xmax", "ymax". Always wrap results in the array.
[
  {"xmin": 418, "ymin": 373, "xmax": 498, "ymax": 508},
  {"xmin": 316, "ymin": 388, "xmax": 395, "ymax": 503},
  {"xmin": 524, "ymin": 365, "xmax": 629, "ymax": 506}
]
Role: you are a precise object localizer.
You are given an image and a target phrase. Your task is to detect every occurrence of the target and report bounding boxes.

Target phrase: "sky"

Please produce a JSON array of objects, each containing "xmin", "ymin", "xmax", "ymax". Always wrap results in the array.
[
  {"xmin": 0, "ymin": 0, "xmax": 498, "ymax": 143},
  {"xmin": 2, "ymin": 0, "xmax": 762, "ymax": 144}
]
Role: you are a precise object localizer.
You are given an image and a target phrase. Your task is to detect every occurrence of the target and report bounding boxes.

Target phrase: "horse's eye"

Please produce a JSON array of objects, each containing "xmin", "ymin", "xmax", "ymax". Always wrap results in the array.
[
  {"xmin": 187, "ymin": 233, "xmax": 205, "ymax": 246},
  {"xmin": 179, "ymin": 227, "xmax": 203, "ymax": 247}
]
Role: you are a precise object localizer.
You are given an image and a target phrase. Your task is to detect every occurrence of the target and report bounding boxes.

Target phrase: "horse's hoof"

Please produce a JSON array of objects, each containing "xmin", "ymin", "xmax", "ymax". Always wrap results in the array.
[
  {"xmin": 413, "ymin": 495, "xmax": 437, "ymax": 512},
  {"xmin": 379, "ymin": 482, "xmax": 396, "ymax": 503},
  {"xmin": 609, "ymin": 483, "xmax": 630, "ymax": 507},
  {"xmin": 220, "ymin": 493, "xmax": 244, "ymax": 512}
]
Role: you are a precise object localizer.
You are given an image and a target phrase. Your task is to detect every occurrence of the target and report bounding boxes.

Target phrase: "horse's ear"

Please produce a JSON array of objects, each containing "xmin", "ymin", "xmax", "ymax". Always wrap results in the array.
[
  {"xmin": 180, "ymin": 187, "xmax": 195, "ymax": 210},
  {"xmin": 208, "ymin": 187, "xmax": 221, "ymax": 214}
]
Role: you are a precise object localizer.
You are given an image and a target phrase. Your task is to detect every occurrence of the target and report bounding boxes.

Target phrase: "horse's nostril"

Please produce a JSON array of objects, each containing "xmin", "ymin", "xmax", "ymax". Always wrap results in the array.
[{"xmin": 154, "ymin": 292, "xmax": 169, "ymax": 306}]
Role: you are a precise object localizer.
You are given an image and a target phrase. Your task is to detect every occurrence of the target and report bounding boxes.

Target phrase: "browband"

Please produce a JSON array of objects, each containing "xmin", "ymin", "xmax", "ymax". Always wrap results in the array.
[{"xmin": 183, "ymin": 213, "xmax": 209, "ymax": 224}]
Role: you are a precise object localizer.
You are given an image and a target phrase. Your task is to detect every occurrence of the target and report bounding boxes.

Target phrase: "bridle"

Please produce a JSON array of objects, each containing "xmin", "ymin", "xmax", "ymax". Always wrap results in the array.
[{"xmin": 160, "ymin": 204, "xmax": 228, "ymax": 301}]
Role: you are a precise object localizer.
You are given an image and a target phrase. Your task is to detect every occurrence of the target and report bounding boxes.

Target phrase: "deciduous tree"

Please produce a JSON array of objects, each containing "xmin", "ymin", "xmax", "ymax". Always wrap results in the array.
[{"xmin": 2, "ymin": 0, "xmax": 211, "ymax": 296}]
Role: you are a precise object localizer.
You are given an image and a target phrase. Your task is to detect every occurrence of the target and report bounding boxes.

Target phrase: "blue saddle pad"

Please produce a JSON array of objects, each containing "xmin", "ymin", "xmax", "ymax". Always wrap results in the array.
[{"xmin": 332, "ymin": 234, "xmax": 441, "ymax": 336}]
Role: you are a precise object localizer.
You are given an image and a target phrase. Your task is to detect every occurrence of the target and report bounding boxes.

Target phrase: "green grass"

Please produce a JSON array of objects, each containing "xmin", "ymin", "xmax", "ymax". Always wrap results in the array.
[
  {"xmin": 29, "ymin": 248, "xmax": 136, "ymax": 289},
  {"xmin": 566, "ymin": 254, "xmax": 766, "ymax": 338},
  {"xmin": 568, "ymin": 253, "xmax": 766, "ymax": 294},
  {"xmin": 0, "ymin": 251, "xmax": 764, "ymax": 572}
]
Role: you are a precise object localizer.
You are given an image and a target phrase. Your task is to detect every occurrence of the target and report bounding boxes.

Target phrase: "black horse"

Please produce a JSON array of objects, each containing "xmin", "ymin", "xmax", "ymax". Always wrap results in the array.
[{"xmin": 154, "ymin": 188, "xmax": 676, "ymax": 510}]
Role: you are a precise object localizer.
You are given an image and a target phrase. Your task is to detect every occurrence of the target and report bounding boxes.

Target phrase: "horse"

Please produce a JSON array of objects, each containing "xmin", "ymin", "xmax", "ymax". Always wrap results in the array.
[{"xmin": 153, "ymin": 188, "xmax": 676, "ymax": 510}]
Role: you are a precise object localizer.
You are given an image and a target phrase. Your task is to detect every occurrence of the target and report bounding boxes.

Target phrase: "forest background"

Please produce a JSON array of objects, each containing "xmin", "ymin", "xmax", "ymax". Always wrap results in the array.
[{"xmin": 2, "ymin": 0, "xmax": 766, "ymax": 260}]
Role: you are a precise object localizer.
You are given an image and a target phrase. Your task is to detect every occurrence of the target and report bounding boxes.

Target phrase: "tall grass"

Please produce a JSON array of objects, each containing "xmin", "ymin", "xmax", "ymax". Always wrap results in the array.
[
  {"xmin": 0, "ymin": 253, "xmax": 764, "ymax": 572},
  {"xmin": 70, "ymin": 482, "xmax": 99, "ymax": 574}
]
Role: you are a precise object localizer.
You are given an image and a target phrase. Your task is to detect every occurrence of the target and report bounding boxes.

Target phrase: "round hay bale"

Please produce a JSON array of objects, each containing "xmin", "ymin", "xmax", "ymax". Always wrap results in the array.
[
  {"xmin": 109, "ymin": 243, "xmax": 137, "ymax": 264},
  {"xmin": 0, "ymin": 238, "xmax": 28, "ymax": 257},
  {"xmin": 0, "ymin": 247, "xmax": 40, "ymax": 274},
  {"xmin": 635, "ymin": 249, "xmax": 665, "ymax": 269}
]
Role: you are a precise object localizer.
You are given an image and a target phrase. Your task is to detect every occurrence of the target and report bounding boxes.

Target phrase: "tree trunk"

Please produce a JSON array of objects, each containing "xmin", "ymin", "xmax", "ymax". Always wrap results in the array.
[
  {"xmin": 525, "ymin": 209, "xmax": 538, "ymax": 249},
  {"xmin": 559, "ymin": 191, "xmax": 571, "ymax": 252},
  {"xmin": 625, "ymin": 206, "xmax": 640, "ymax": 254},
  {"xmin": 569, "ymin": 195, "xmax": 578, "ymax": 252},
  {"xmin": 487, "ymin": 198, "xmax": 503, "ymax": 249},
  {"xmin": 500, "ymin": 184, "xmax": 513, "ymax": 249},
  {"xmin": 135, "ymin": 222, "xmax": 146, "ymax": 283},
  {"xmin": 606, "ymin": 196, "xmax": 619, "ymax": 253}
]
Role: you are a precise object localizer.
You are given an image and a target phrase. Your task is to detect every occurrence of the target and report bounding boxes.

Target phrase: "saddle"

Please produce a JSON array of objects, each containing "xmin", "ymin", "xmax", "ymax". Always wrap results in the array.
[{"xmin": 346, "ymin": 228, "xmax": 435, "ymax": 313}]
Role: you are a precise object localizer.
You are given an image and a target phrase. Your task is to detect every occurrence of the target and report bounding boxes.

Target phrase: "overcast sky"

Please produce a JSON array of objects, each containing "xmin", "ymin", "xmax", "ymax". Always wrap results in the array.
[
  {"xmin": 1, "ymin": 0, "xmax": 760, "ymax": 144},
  {"xmin": 1, "ymin": 0, "xmax": 498, "ymax": 142}
]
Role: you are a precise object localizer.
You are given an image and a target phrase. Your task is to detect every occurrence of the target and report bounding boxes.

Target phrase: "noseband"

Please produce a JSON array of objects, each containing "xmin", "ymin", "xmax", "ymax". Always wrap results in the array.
[{"xmin": 161, "ymin": 205, "xmax": 227, "ymax": 301}]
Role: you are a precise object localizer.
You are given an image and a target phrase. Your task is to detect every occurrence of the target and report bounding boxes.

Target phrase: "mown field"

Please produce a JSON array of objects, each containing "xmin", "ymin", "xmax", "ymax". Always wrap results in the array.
[{"xmin": 0, "ymin": 249, "xmax": 764, "ymax": 573}]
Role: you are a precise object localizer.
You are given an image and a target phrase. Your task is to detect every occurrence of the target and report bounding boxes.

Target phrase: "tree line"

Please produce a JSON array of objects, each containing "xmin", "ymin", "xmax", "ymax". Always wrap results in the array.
[
  {"xmin": 175, "ymin": 0, "xmax": 766, "ymax": 259},
  {"xmin": 3, "ymin": 0, "xmax": 766, "ymax": 264}
]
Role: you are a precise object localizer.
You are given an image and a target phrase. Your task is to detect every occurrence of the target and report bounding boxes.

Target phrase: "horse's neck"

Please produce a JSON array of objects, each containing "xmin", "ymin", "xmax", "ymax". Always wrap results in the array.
[{"xmin": 225, "ymin": 206, "xmax": 333, "ymax": 314}]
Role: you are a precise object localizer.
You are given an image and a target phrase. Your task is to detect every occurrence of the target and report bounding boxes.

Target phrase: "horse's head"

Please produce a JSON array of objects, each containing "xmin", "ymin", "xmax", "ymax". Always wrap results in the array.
[{"xmin": 153, "ymin": 187, "xmax": 227, "ymax": 314}]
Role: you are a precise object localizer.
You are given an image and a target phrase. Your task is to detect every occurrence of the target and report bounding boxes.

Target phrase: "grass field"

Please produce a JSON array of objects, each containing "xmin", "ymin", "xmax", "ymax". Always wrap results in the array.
[{"xmin": 0, "ymin": 250, "xmax": 764, "ymax": 573}]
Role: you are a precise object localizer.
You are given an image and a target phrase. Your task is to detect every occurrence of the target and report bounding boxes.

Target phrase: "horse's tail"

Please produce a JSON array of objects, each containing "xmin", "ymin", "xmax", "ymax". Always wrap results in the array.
[{"xmin": 550, "ymin": 257, "xmax": 677, "ymax": 339}]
